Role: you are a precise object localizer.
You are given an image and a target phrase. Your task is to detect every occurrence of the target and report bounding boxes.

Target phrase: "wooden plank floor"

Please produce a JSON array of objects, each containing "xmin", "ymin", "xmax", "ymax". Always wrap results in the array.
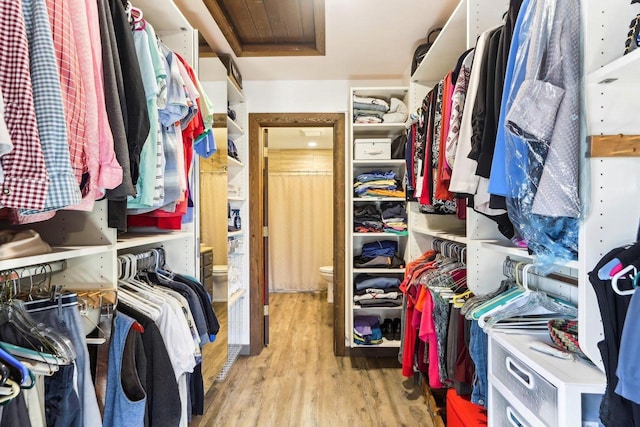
[
  {"xmin": 190, "ymin": 292, "xmax": 433, "ymax": 427},
  {"xmin": 200, "ymin": 302, "xmax": 228, "ymax": 392}
]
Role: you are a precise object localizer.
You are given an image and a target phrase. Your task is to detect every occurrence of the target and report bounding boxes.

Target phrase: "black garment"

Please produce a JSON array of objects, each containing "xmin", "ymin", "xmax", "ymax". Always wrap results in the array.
[
  {"xmin": 0, "ymin": 393, "xmax": 31, "ymax": 427},
  {"xmin": 107, "ymin": 0, "xmax": 149, "ymax": 186},
  {"xmin": 475, "ymin": 27, "xmax": 503, "ymax": 178},
  {"xmin": 117, "ymin": 304, "xmax": 182, "ymax": 427},
  {"xmin": 106, "ymin": 0, "xmax": 151, "ymax": 231},
  {"xmin": 451, "ymin": 48, "xmax": 475, "ymax": 89},
  {"xmin": 353, "ymin": 254, "xmax": 405, "ymax": 269},
  {"xmin": 588, "ymin": 245, "xmax": 640, "ymax": 427},
  {"xmin": 122, "ymin": 328, "xmax": 147, "ymax": 403},
  {"xmin": 380, "ymin": 201, "xmax": 407, "ymax": 222},
  {"xmin": 97, "ymin": 0, "xmax": 134, "ymax": 199},
  {"xmin": 190, "ymin": 363, "xmax": 205, "ymax": 416},
  {"xmin": 468, "ymin": 27, "xmax": 502, "ymax": 168},
  {"xmin": 173, "ymin": 274, "xmax": 221, "ymax": 337}
]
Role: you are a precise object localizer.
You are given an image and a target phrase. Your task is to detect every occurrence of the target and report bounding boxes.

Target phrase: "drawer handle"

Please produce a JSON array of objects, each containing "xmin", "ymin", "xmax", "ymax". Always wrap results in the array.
[
  {"xmin": 365, "ymin": 150, "xmax": 383, "ymax": 154},
  {"xmin": 506, "ymin": 406, "xmax": 527, "ymax": 427},
  {"xmin": 505, "ymin": 356, "xmax": 535, "ymax": 389}
]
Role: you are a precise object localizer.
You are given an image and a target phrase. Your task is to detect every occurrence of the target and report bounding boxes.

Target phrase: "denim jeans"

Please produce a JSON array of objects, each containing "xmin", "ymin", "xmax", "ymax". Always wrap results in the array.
[
  {"xmin": 44, "ymin": 364, "xmax": 82, "ymax": 427},
  {"xmin": 469, "ymin": 320, "xmax": 488, "ymax": 408},
  {"xmin": 28, "ymin": 304, "xmax": 102, "ymax": 426}
]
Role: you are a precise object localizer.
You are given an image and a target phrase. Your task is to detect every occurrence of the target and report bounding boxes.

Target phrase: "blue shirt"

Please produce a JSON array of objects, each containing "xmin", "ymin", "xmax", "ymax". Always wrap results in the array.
[{"xmin": 487, "ymin": 0, "xmax": 535, "ymax": 197}]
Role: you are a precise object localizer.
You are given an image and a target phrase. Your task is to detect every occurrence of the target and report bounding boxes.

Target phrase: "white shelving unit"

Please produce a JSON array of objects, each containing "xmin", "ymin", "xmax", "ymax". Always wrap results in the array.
[
  {"xmin": 406, "ymin": 0, "xmax": 632, "ymax": 423},
  {"xmin": 579, "ymin": 0, "xmax": 640, "ymax": 372},
  {"xmin": 347, "ymin": 86, "xmax": 409, "ymax": 349},
  {"xmin": 226, "ymin": 75, "xmax": 251, "ymax": 357},
  {"xmin": 0, "ymin": 0, "xmax": 200, "ymax": 304}
]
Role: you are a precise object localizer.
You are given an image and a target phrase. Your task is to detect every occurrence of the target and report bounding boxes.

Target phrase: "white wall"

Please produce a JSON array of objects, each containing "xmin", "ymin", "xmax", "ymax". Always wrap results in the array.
[{"xmin": 244, "ymin": 79, "xmax": 405, "ymax": 113}]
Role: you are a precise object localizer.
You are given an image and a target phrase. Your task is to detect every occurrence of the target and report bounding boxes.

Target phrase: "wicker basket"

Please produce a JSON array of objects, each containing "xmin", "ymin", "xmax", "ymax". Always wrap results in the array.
[{"xmin": 547, "ymin": 319, "xmax": 586, "ymax": 359}]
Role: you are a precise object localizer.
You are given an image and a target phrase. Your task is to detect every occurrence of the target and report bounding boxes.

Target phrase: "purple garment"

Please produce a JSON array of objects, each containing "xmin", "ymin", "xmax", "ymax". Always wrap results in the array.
[{"xmin": 354, "ymin": 315, "xmax": 379, "ymax": 336}]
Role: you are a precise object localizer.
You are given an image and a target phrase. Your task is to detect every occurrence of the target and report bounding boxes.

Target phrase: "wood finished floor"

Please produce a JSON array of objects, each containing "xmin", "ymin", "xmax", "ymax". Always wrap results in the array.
[
  {"xmin": 200, "ymin": 302, "xmax": 228, "ymax": 392},
  {"xmin": 190, "ymin": 292, "xmax": 432, "ymax": 427}
]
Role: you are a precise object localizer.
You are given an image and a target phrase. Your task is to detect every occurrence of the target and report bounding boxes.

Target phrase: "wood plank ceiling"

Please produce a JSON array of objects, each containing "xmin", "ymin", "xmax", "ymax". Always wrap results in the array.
[{"xmin": 201, "ymin": 0, "xmax": 325, "ymax": 57}]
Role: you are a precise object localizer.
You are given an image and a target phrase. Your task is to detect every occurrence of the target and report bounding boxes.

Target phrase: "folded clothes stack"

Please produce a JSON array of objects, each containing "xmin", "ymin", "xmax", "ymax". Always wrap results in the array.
[
  {"xmin": 353, "ymin": 240, "xmax": 405, "ymax": 269},
  {"xmin": 353, "ymin": 315, "xmax": 383, "ymax": 345},
  {"xmin": 354, "ymin": 274, "xmax": 402, "ymax": 308},
  {"xmin": 354, "ymin": 170, "xmax": 405, "ymax": 198},
  {"xmin": 352, "ymin": 95, "xmax": 409, "ymax": 124}
]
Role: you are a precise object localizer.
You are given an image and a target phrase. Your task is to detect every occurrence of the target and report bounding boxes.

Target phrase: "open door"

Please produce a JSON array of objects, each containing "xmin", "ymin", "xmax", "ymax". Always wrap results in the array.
[{"xmin": 262, "ymin": 128, "xmax": 270, "ymax": 346}]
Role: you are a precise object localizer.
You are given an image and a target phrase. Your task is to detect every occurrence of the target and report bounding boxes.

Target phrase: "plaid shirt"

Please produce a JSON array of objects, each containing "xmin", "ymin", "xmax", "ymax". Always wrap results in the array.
[
  {"xmin": 46, "ymin": 0, "xmax": 88, "ymax": 187},
  {"xmin": 0, "ymin": 0, "xmax": 49, "ymax": 210},
  {"xmin": 18, "ymin": 0, "xmax": 82, "ymax": 220}
]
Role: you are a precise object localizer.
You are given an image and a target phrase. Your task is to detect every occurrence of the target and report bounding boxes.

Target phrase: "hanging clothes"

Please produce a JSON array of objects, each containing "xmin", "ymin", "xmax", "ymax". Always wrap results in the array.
[{"xmin": 0, "ymin": 0, "xmax": 49, "ymax": 211}]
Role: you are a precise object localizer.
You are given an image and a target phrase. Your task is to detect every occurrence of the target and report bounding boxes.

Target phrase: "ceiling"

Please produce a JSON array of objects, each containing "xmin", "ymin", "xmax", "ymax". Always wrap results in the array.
[
  {"xmin": 267, "ymin": 127, "xmax": 333, "ymax": 150},
  {"xmin": 201, "ymin": 0, "xmax": 325, "ymax": 57},
  {"xmin": 175, "ymin": 0, "xmax": 459, "ymax": 81}
]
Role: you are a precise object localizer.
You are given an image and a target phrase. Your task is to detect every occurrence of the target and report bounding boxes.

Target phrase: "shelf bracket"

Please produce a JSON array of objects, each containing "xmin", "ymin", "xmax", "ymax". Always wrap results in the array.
[{"xmin": 589, "ymin": 134, "xmax": 640, "ymax": 157}]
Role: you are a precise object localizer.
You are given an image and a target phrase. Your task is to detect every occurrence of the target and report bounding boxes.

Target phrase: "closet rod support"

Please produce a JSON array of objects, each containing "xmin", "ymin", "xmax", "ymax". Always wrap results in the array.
[{"xmin": 589, "ymin": 134, "xmax": 640, "ymax": 157}]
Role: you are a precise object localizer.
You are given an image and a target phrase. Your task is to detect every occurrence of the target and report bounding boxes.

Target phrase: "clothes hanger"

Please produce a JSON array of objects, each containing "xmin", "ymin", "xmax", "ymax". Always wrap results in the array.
[
  {"xmin": 480, "ymin": 264, "xmax": 578, "ymax": 329},
  {"xmin": 121, "ymin": 254, "xmax": 167, "ymax": 303},
  {"xmin": 611, "ymin": 264, "xmax": 637, "ymax": 296},
  {"xmin": 0, "ymin": 378, "xmax": 20, "ymax": 404},
  {"xmin": 0, "ymin": 273, "xmax": 76, "ymax": 365},
  {"xmin": 0, "ymin": 343, "xmax": 33, "ymax": 388},
  {"xmin": 116, "ymin": 256, "xmax": 163, "ymax": 319}
]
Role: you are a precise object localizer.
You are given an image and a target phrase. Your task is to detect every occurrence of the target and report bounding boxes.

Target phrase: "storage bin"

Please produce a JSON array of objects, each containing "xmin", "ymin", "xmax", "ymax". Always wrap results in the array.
[
  {"xmin": 491, "ymin": 342, "xmax": 557, "ymax": 426},
  {"xmin": 354, "ymin": 138, "xmax": 391, "ymax": 159},
  {"xmin": 491, "ymin": 385, "xmax": 544, "ymax": 427}
]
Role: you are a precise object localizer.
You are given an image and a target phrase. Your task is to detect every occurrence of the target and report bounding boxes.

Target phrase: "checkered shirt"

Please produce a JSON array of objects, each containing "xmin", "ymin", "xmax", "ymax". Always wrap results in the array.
[
  {"xmin": 46, "ymin": 0, "xmax": 88, "ymax": 187},
  {"xmin": 19, "ymin": 0, "xmax": 82, "ymax": 219},
  {"xmin": 0, "ymin": 0, "xmax": 49, "ymax": 210}
]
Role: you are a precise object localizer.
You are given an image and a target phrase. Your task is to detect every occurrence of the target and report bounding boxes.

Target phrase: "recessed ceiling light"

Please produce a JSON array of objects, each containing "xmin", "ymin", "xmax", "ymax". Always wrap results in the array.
[{"xmin": 308, "ymin": 141, "xmax": 317, "ymax": 147}]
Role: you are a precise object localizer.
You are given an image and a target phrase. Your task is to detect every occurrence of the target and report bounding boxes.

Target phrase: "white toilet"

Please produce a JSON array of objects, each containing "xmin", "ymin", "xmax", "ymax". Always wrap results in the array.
[
  {"xmin": 211, "ymin": 265, "xmax": 228, "ymax": 302},
  {"xmin": 319, "ymin": 265, "xmax": 334, "ymax": 303}
]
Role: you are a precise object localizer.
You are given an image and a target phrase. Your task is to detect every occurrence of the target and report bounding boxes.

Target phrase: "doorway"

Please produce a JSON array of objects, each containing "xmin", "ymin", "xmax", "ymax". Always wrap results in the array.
[{"xmin": 248, "ymin": 113, "xmax": 346, "ymax": 356}]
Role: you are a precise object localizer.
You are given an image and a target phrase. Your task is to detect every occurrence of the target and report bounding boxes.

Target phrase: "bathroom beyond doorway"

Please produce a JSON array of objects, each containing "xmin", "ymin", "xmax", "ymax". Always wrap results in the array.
[{"xmin": 248, "ymin": 113, "xmax": 347, "ymax": 356}]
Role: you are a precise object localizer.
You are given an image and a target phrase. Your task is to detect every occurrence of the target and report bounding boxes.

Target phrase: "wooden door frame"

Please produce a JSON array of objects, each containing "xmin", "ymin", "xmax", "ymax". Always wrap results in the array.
[{"xmin": 248, "ymin": 113, "xmax": 346, "ymax": 356}]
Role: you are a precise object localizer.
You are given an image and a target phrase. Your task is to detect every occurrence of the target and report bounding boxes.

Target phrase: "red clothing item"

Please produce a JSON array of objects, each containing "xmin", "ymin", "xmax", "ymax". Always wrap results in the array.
[
  {"xmin": 402, "ymin": 295, "xmax": 417, "ymax": 378},
  {"xmin": 436, "ymin": 71, "xmax": 455, "ymax": 201},
  {"xmin": 446, "ymin": 389, "xmax": 487, "ymax": 427}
]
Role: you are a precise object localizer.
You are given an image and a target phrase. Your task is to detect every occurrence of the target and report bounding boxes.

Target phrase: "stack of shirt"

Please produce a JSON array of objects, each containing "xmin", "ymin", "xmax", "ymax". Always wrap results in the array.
[
  {"xmin": 353, "ymin": 95, "xmax": 389, "ymax": 124},
  {"xmin": 380, "ymin": 201, "xmax": 407, "ymax": 234},
  {"xmin": 354, "ymin": 204, "xmax": 383, "ymax": 233},
  {"xmin": 353, "ymin": 240, "xmax": 405, "ymax": 269},
  {"xmin": 354, "ymin": 171, "xmax": 405, "ymax": 198},
  {"xmin": 353, "ymin": 96, "xmax": 409, "ymax": 124},
  {"xmin": 354, "ymin": 274, "xmax": 402, "ymax": 308},
  {"xmin": 353, "ymin": 315, "xmax": 383, "ymax": 345}
]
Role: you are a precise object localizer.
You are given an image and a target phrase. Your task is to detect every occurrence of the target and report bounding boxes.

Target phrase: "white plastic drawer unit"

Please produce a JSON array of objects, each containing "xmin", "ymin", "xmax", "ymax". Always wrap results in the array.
[
  {"xmin": 354, "ymin": 138, "xmax": 391, "ymax": 160},
  {"xmin": 491, "ymin": 385, "xmax": 544, "ymax": 427},
  {"xmin": 491, "ymin": 341, "xmax": 558, "ymax": 426}
]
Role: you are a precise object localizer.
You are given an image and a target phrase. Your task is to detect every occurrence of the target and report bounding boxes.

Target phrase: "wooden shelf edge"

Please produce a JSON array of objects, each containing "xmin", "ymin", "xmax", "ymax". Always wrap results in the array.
[
  {"xmin": 589, "ymin": 134, "xmax": 640, "ymax": 157},
  {"xmin": 421, "ymin": 377, "xmax": 446, "ymax": 427}
]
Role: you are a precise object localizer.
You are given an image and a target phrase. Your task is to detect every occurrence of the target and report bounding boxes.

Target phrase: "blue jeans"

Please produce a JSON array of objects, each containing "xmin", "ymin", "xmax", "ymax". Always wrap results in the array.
[
  {"xmin": 44, "ymin": 364, "xmax": 82, "ymax": 427},
  {"xmin": 28, "ymin": 304, "xmax": 102, "ymax": 426},
  {"xmin": 469, "ymin": 321, "xmax": 488, "ymax": 408}
]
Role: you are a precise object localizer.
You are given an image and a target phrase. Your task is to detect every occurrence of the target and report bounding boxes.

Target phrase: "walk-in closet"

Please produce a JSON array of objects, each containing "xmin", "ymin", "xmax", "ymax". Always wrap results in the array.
[{"xmin": 0, "ymin": 0, "xmax": 638, "ymax": 425}]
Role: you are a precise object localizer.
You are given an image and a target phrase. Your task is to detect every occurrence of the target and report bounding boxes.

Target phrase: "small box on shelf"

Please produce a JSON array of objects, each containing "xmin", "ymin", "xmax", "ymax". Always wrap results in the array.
[{"xmin": 354, "ymin": 138, "xmax": 391, "ymax": 160}]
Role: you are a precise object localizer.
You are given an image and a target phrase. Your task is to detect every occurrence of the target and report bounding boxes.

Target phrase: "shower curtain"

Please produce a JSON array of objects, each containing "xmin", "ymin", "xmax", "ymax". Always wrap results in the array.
[{"xmin": 268, "ymin": 173, "xmax": 333, "ymax": 292}]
